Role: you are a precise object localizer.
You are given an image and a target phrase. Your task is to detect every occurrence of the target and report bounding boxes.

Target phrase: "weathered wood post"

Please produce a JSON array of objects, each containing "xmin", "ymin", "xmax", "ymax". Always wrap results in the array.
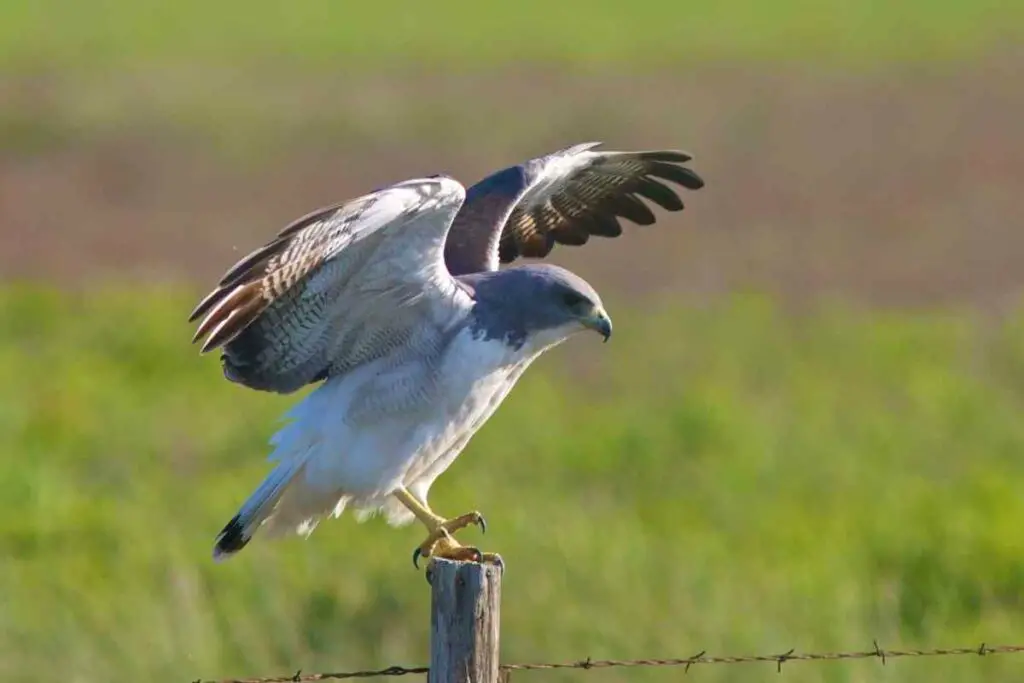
[{"xmin": 428, "ymin": 558, "xmax": 503, "ymax": 683}]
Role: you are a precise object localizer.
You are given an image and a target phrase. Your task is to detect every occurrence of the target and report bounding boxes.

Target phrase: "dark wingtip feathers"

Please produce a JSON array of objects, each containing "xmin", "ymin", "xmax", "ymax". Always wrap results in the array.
[
  {"xmin": 637, "ymin": 149, "xmax": 694, "ymax": 164},
  {"xmin": 189, "ymin": 281, "xmax": 268, "ymax": 353},
  {"xmin": 496, "ymin": 145, "xmax": 706, "ymax": 264},
  {"xmin": 645, "ymin": 158, "xmax": 704, "ymax": 191},
  {"xmin": 213, "ymin": 513, "xmax": 250, "ymax": 561},
  {"xmin": 187, "ymin": 287, "xmax": 225, "ymax": 324}
]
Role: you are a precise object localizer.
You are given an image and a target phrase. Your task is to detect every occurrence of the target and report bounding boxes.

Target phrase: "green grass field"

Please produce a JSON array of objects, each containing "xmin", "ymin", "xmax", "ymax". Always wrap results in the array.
[
  {"xmin": 3, "ymin": 287, "xmax": 1024, "ymax": 683},
  {"xmin": 2, "ymin": 0, "xmax": 1022, "ymax": 70}
]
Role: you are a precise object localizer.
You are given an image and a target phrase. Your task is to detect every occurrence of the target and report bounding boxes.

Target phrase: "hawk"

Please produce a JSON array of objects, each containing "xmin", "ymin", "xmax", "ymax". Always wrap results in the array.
[{"xmin": 189, "ymin": 141, "xmax": 705, "ymax": 568}]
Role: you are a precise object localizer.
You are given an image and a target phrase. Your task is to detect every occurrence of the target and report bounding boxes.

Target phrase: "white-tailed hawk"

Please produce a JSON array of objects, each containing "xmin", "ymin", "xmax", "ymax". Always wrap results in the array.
[{"xmin": 189, "ymin": 141, "xmax": 705, "ymax": 569}]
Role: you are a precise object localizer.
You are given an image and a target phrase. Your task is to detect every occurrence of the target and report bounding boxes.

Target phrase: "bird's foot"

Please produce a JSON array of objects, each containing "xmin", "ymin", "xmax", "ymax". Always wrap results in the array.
[{"xmin": 411, "ymin": 511, "xmax": 503, "ymax": 571}]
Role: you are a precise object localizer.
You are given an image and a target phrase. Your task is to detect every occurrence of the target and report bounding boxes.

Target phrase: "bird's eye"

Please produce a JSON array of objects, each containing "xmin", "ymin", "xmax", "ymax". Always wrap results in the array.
[{"xmin": 562, "ymin": 292, "xmax": 585, "ymax": 308}]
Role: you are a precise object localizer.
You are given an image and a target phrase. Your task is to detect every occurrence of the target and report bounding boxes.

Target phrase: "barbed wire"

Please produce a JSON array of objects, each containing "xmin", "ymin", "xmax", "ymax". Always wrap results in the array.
[{"xmin": 194, "ymin": 641, "xmax": 1024, "ymax": 683}]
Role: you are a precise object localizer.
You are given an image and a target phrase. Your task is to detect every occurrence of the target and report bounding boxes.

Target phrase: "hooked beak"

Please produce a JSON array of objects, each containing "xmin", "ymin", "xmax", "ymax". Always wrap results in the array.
[{"xmin": 581, "ymin": 306, "xmax": 613, "ymax": 342}]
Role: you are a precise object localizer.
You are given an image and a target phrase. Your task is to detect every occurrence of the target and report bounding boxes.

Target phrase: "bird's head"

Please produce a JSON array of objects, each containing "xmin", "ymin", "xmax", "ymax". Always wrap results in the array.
[
  {"xmin": 467, "ymin": 264, "xmax": 612, "ymax": 350},
  {"xmin": 529, "ymin": 264, "xmax": 613, "ymax": 343}
]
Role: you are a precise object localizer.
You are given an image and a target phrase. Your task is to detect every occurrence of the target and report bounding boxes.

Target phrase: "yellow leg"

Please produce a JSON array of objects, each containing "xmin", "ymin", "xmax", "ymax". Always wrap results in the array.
[{"xmin": 392, "ymin": 487, "xmax": 503, "ymax": 570}]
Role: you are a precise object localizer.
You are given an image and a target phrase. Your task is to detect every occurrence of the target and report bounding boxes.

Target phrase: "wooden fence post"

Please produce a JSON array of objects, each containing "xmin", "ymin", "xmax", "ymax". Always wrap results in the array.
[{"xmin": 428, "ymin": 558, "xmax": 503, "ymax": 683}]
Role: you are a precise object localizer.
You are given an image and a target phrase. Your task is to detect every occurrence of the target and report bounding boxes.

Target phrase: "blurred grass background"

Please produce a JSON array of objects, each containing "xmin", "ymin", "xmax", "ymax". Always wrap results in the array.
[
  {"xmin": 1, "ymin": 0, "xmax": 1020, "ymax": 70},
  {"xmin": 3, "ymin": 2, "xmax": 1024, "ymax": 683}
]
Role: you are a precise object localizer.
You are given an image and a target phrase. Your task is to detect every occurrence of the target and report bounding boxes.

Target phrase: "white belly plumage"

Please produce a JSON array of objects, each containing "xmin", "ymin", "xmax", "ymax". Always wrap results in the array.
[{"xmin": 243, "ymin": 326, "xmax": 540, "ymax": 540}]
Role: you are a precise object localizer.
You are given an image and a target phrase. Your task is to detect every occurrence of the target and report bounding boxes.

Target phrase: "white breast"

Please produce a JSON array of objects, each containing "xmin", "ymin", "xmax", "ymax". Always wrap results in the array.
[
  {"xmin": 395, "ymin": 328, "xmax": 539, "ymax": 485},
  {"xmin": 265, "ymin": 325, "xmax": 537, "ymax": 507}
]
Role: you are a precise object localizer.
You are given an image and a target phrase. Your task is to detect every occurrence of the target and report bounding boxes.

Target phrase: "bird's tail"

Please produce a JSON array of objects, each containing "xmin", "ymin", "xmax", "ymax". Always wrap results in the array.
[
  {"xmin": 212, "ymin": 377, "xmax": 367, "ymax": 561},
  {"xmin": 212, "ymin": 458, "xmax": 306, "ymax": 562}
]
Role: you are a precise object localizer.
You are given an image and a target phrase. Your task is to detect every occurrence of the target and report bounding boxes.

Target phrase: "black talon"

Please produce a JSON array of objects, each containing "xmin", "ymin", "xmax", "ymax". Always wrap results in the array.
[
  {"xmin": 476, "ymin": 514, "xmax": 487, "ymax": 534},
  {"xmin": 412, "ymin": 546, "xmax": 424, "ymax": 569}
]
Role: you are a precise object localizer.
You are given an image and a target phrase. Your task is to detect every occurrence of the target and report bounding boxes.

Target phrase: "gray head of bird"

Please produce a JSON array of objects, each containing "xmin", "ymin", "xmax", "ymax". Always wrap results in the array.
[{"xmin": 460, "ymin": 263, "xmax": 612, "ymax": 350}]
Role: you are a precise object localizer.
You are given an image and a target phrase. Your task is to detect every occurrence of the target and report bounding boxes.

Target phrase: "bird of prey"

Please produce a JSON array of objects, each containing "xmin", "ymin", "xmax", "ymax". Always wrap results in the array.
[{"xmin": 189, "ymin": 141, "xmax": 704, "ymax": 569}]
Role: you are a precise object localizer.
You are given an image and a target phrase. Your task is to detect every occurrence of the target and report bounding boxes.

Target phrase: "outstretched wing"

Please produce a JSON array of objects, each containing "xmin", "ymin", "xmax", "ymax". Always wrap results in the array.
[
  {"xmin": 188, "ymin": 176, "xmax": 469, "ymax": 394},
  {"xmin": 443, "ymin": 141, "xmax": 705, "ymax": 275}
]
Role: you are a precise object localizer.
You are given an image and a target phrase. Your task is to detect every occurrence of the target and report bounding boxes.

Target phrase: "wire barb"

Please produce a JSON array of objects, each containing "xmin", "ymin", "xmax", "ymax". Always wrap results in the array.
[
  {"xmin": 775, "ymin": 648, "xmax": 795, "ymax": 673},
  {"xmin": 194, "ymin": 643, "xmax": 1024, "ymax": 682},
  {"xmin": 873, "ymin": 639, "xmax": 886, "ymax": 665}
]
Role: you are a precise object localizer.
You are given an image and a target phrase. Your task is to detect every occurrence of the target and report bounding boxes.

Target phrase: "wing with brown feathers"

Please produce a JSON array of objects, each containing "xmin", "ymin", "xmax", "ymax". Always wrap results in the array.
[
  {"xmin": 442, "ymin": 142, "xmax": 705, "ymax": 275},
  {"xmin": 499, "ymin": 142, "xmax": 705, "ymax": 263},
  {"xmin": 188, "ymin": 176, "xmax": 470, "ymax": 394}
]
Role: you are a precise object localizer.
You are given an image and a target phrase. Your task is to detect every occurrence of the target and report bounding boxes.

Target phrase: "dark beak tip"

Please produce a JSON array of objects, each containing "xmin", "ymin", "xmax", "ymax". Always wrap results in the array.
[{"xmin": 584, "ymin": 309, "xmax": 612, "ymax": 342}]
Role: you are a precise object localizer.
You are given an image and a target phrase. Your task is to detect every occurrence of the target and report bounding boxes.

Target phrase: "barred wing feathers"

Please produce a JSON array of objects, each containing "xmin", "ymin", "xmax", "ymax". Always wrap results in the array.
[
  {"xmin": 444, "ymin": 141, "xmax": 705, "ymax": 275},
  {"xmin": 188, "ymin": 176, "xmax": 469, "ymax": 394}
]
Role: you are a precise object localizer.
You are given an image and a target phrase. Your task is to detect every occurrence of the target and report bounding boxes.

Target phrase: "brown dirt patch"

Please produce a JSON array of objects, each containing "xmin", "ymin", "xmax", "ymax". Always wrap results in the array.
[{"xmin": 3, "ymin": 54, "xmax": 1023, "ymax": 312}]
